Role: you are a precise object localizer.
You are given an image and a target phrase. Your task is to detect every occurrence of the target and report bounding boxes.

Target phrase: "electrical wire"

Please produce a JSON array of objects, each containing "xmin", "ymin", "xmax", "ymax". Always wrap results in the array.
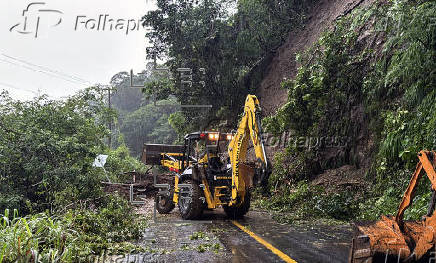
[
  {"xmin": 0, "ymin": 81, "xmax": 37, "ymax": 95},
  {"xmin": 0, "ymin": 58, "xmax": 87, "ymax": 86},
  {"xmin": 2, "ymin": 53, "xmax": 92, "ymax": 85}
]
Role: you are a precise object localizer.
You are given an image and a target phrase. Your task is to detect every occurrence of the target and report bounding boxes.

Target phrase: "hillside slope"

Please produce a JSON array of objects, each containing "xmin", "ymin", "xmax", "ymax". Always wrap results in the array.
[
  {"xmin": 258, "ymin": 0, "xmax": 373, "ymax": 116},
  {"xmin": 254, "ymin": 0, "xmax": 436, "ymax": 223}
]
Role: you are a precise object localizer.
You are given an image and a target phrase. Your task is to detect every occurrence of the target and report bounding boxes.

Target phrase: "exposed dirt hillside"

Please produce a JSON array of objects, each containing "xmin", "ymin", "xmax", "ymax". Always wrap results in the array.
[
  {"xmin": 254, "ymin": 0, "xmax": 379, "ymax": 191},
  {"xmin": 258, "ymin": 0, "xmax": 374, "ymax": 116}
]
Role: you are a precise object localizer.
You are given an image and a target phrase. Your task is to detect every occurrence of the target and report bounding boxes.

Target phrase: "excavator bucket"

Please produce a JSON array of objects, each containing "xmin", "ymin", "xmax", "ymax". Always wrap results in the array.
[
  {"xmin": 350, "ymin": 216, "xmax": 436, "ymax": 262},
  {"xmin": 349, "ymin": 151, "xmax": 436, "ymax": 263}
]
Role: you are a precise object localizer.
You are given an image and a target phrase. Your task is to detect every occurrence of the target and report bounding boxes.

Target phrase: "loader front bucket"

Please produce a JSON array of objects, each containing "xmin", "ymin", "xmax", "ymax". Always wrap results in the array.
[{"xmin": 141, "ymin": 144, "xmax": 184, "ymax": 165}]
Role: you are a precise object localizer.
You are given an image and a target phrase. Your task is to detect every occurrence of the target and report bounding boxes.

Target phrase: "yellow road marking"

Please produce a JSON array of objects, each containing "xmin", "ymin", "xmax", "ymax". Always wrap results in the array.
[{"xmin": 231, "ymin": 220, "xmax": 297, "ymax": 263}]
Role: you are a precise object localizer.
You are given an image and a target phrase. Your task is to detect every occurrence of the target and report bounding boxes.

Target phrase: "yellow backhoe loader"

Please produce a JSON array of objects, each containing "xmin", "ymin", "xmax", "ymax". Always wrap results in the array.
[
  {"xmin": 350, "ymin": 150, "xmax": 436, "ymax": 263},
  {"xmin": 141, "ymin": 95, "xmax": 271, "ymax": 219}
]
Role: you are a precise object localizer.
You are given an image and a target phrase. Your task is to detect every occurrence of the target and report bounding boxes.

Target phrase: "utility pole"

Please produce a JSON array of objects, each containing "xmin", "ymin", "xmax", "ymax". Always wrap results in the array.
[
  {"xmin": 108, "ymin": 87, "xmax": 112, "ymax": 149},
  {"xmin": 100, "ymin": 85, "xmax": 113, "ymax": 149},
  {"xmin": 0, "ymin": 153, "xmax": 4, "ymax": 180}
]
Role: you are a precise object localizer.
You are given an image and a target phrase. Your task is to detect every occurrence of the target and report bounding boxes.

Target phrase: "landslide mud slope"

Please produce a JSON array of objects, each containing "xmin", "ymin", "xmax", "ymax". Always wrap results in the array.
[{"xmin": 258, "ymin": 0, "xmax": 374, "ymax": 116}]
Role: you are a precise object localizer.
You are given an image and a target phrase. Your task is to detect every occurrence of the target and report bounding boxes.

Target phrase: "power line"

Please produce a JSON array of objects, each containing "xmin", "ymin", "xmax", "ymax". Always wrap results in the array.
[
  {"xmin": 0, "ymin": 82, "xmax": 69, "ymax": 100},
  {"xmin": 2, "ymin": 53, "xmax": 92, "ymax": 85},
  {"xmin": 0, "ymin": 54, "xmax": 93, "ymax": 99},
  {"xmin": 0, "ymin": 58, "xmax": 86, "ymax": 86},
  {"xmin": 0, "ymin": 81, "xmax": 37, "ymax": 95}
]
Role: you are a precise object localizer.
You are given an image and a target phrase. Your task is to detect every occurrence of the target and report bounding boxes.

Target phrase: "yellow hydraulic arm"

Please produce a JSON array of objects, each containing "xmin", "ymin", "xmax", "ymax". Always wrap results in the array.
[{"xmin": 228, "ymin": 95, "xmax": 270, "ymax": 204}]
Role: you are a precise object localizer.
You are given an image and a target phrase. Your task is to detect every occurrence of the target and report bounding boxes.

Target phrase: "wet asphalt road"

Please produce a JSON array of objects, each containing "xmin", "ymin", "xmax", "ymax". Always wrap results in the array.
[
  {"xmin": 213, "ymin": 211, "xmax": 351, "ymax": 263},
  {"xmin": 130, "ymin": 201, "xmax": 352, "ymax": 263}
]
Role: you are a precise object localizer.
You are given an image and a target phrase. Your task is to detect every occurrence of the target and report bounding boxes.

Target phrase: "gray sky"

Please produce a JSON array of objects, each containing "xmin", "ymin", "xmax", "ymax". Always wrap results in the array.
[{"xmin": 0, "ymin": 0, "xmax": 156, "ymax": 100}]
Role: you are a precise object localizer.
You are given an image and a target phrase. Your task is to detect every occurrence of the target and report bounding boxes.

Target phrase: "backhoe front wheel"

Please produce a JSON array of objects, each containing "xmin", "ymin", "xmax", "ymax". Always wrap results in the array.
[
  {"xmin": 224, "ymin": 190, "xmax": 251, "ymax": 219},
  {"xmin": 178, "ymin": 180, "xmax": 204, "ymax": 220}
]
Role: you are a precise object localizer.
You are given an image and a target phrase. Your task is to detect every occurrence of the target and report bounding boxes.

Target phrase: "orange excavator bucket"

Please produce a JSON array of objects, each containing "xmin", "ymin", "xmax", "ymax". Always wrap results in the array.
[{"xmin": 349, "ymin": 150, "xmax": 436, "ymax": 263}]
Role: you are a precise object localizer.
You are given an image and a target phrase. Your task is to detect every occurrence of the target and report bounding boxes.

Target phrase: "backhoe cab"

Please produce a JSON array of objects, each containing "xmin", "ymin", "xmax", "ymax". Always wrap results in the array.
[{"xmin": 141, "ymin": 95, "xmax": 271, "ymax": 219}]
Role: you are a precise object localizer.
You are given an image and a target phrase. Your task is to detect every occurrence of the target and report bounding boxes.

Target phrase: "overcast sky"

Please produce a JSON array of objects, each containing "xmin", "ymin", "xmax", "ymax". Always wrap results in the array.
[{"xmin": 0, "ymin": 0, "xmax": 156, "ymax": 100}]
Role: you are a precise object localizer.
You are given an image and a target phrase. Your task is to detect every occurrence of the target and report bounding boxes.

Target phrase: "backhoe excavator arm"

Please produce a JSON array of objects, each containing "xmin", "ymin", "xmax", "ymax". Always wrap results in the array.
[
  {"xmin": 395, "ymin": 150, "xmax": 436, "ymax": 225},
  {"xmin": 228, "ymin": 95, "xmax": 270, "ymax": 204}
]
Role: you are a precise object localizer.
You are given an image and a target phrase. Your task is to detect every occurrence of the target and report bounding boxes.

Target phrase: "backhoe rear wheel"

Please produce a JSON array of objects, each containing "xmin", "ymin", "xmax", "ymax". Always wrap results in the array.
[
  {"xmin": 178, "ymin": 180, "xmax": 204, "ymax": 220},
  {"xmin": 224, "ymin": 190, "xmax": 251, "ymax": 219},
  {"xmin": 155, "ymin": 189, "xmax": 175, "ymax": 214}
]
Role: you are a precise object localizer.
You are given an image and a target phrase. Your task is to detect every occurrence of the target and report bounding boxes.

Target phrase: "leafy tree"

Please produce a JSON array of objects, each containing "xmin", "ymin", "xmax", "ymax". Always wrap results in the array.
[
  {"xmin": 110, "ymin": 71, "xmax": 144, "ymax": 112},
  {"xmin": 119, "ymin": 98, "xmax": 179, "ymax": 157},
  {"xmin": 0, "ymin": 87, "xmax": 142, "ymax": 213},
  {"xmin": 142, "ymin": 0, "xmax": 315, "ymax": 130},
  {"xmin": 143, "ymin": 0, "xmax": 244, "ymax": 115},
  {"xmin": 109, "ymin": 70, "xmax": 179, "ymax": 156}
]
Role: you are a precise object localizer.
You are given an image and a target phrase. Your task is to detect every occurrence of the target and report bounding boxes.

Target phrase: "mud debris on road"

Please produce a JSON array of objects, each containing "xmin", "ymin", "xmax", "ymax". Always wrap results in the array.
[{"xmin": 115, "ymin": 198, "xmax": 352, "ymax": 263}]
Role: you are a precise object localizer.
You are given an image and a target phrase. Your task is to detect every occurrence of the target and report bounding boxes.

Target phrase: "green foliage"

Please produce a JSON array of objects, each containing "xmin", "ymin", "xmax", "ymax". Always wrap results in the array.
[
  {"xmin": 109, "ymin": 71, "xmax": 180, "ymax": 156},
  {"xmin": 255, "ymin": 181, "xmax": 360, "ymax": 223},
  {"xmin": 264, "ymin": 3, "xmax": 371, "ymax": 137},
  {"xmin": 358, "ymin": 167, "xmax": 432, "ymax": 221},
  {"xmin": 0, "ymin": 209, "xmax": 81, "ymax": 262},
  {"xmin": 365, "ymin": 0, "xmax": 436, "ymax": 166},
  {"xmin": 0, "ymin": 88, "xmax": 111, "ymax": 213},
  {"xmin": 168, "ymin": 112, "xmax": 188, "ymax": 142},
  {"xmin": 119, "ymin": 98, "xmax": 179, "ymax": 157},
  {"xmin": 0, "ymin": 87, "xmax": 152, "ymax": 213},
  {"xmin": 0, "ymin": 196, "xmax": 147, "ymax": 262},
  {"xmin": 143, "ymin": 0, "xmax": 244, "ymax": 118},
  {"xmin": 189, "ymin": 231, "xmax": 206, "ymax": 240},
  {"xmin": 67, "ymin": 195, "xmax": 147, "ymax": 253},
  {"xmin": 264, "ymin": 0, "xmax": 436, "ymax": 222},
  {"xmin": 142, "ymin": 71, "xmax": 175, "ymax": 102},
  {"xmin": 362, "ymin": 0, "xmax": 436, "ymax": 220},
  {"xmin": 143, "ymin": 0, "xmax": 315, "ymax": 130},
  {"xmin": 235, "ymin": 0, "xmax": 312, "ymax": 57},
  {"xmin": 110, "ymin": 71, "xmax": 145, "ymax": 112},
  {"xmin": 270, "ymin": 147, "xmax": 318, "ymax": 185},
  {"xmin": 105, "ymin": 144, "xmax": 148, "ymax": 178}
]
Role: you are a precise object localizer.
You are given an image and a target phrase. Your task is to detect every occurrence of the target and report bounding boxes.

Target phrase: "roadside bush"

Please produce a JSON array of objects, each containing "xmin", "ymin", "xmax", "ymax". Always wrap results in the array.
[
  {"xmin": 105, "ymin": 144, "xmax": 148, "ymax": 179},
  {"xmin": 0, "ymin": 209, "xmax": 82, "ymax": 262},
  {"xmin": 0, "ymin": 88, "xmax": 149, "ymax": 214},
  {"xmin": 70, "ymin": 195, "xmax": 145, "ymax": 244},
  {"xmin": 0, "ymin": 89, "xmax": 110, "ymax": 213},
  {"xmin": 359, "ymin": 167, "xmax": 433, "ymax": 221},
  {"xmin": 0, "ymin": 195, "xmax": 147, "ymax": 262}
]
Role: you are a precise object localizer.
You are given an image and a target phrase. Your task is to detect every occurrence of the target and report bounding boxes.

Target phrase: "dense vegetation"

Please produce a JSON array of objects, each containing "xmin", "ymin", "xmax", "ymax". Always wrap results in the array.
[
  {"xmin": 260, "ymin": 0, "xmax": 436, "ymax": 222},
  {"xmin": 109, "ymin": 71, "xmax": 179, "ymax": 156},
  {"xmin": 0, "ymin": 89, "xmax": 148, "ymax": 260},
  {"xmin": 142, "ymin": 0, "xmax": 315, "ymax": 130},
  {"xmin": 0, "ymin": 197, "xmax": 146, "ymax": 262}
]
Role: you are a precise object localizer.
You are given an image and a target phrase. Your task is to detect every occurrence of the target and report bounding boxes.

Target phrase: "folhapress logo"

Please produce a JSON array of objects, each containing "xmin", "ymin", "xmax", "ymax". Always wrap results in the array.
[
  {"xmin": 10, "ymin": 2, "xmax": 63, "ymax": 38},
  {"xmin": 74, "ymin": 15, "xmax": 142, "ymax": 35},
  {"xmin": 10, "ymin": 2, "xmax": 144, "ymax": 39}
]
